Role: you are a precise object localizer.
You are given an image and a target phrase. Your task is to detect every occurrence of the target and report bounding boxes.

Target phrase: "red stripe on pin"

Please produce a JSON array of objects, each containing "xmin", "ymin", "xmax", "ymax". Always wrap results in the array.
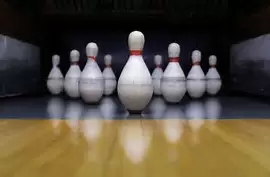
[
  {"xmin": 169, "ymin": 57, "xmax": 179, "ymax": 62},
  {"xmin": 71, "ymin": 61, "xmax": 78, "ymax": 65},
  {"xmin": 193, "ymin": 62, "xmax": 200, "ymax": 65},
  {"xmin": 130, "ymin": 50, "xmax": 142, "ymax": 56},
  {"xmin": 88, "ymin": 56, "xmax": 96, "ymax": 60}
]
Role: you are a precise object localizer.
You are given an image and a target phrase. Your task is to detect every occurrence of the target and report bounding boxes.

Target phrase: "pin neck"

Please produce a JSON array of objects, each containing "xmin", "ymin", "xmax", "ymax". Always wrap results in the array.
[
  {"xmin": 88, "ymin": 56, "xmax": 96, "ymax": 60},
  {"xmin": 156, "ymin": 65, "xmax": 161, "ymax": 68},
  {"xmin": 71, "ymin": 61, "xmax": 78, "ymax": 65},
  {"xmin": 106, "ymin": 65, "xmax": 111, "ymax": 68},
  {"xmin": 193, "ymin": 62, "xmax": 200, "ymax": 65},
  {"xmin": 130, "ymin": 50, "xmax": 142, "ymax": 56},
  {"xmin": 210, "ymin": 65, "xmax": 216, "ymax": 68},
  {"xmin": 169, "ymin": 57, "xmax": 179, "ymax": 62}
]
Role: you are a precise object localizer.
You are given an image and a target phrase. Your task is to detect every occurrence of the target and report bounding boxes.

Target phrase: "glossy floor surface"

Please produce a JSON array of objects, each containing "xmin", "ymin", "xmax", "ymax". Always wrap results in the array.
[
  {"xmin": 0, "ymin": 119, "xmax": 270, "ymax": 177},
  {"xmin": 1, "ymin": 95, "xmax": 270, "ymax": 176}
]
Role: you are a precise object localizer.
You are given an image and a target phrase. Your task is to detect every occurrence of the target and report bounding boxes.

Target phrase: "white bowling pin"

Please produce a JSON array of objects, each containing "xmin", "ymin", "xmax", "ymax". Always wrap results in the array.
[
  {"xmin": 206, "ymin": 55, "xmax": 222, "ymax": 95},
  {"xmin": 151, "ymin": 55, "xmax": 163, "ymax": 95},
  {"xmin": 47, "ymin": 55, "xmax": 64, "ymax": 95},
  {"xmin": 65, "ymin": 100, "xmax": 83, "ymax": 132},
  {"xmin": 161, "ymin": 43, "xmax": 186, "ymax": 103},
  {"xmin": 79, "ymin": 43, "xmax": 104, "ymax": 103},
  {"xmin": 162, "ymin": 106, "xmax": 185, "ymax": 143},
  {"xmin": 64, "ymin": 50, "xmax": 81, "ymax": 98},
  {"xmin": 117, "ymin": 31, "xmax": 153, "ymax": 113},
  {"xmin": 103, "ymin": 54, "xmax": 117, "ymax": 96},
  {"xmin": 187, "ymin": 50, "xmax": 206, "ymax": 98}
]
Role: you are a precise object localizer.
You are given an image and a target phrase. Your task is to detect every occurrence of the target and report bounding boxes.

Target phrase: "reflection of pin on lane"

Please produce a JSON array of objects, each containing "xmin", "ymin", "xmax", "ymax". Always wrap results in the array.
[
  {"xmin": 205, "ymin": 97, "xmax": 222, "ymax": 130},
  {"xmin": 47, "ymin": 97, "xmax": 65, "ymax": 134},
  {"xmin": 185, "ymin": 101, "xmax": 205, "ymax": 144},
  {"xmin": 119, "ymin": 120, "xmax": 153, "ymax": 164},
  {"xmin": 162, "ymin": 119, "xmax": 184, "ymax": 144},
  {"xmin": 100, "ymin": 97, "xmax": 117, "ymax": 120}
]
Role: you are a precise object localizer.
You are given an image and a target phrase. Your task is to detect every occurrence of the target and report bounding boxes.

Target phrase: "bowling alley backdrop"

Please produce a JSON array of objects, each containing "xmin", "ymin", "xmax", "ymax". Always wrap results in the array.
[{"xmin": 0, "ymin": 0, "xmax": 269, "ymax": 97}]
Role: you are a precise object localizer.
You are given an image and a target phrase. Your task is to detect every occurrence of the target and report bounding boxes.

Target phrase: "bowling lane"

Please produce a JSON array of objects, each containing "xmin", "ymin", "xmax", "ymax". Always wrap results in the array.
[
  {"xmin": 1, "ymin": 95, "xmax": 270, "ymax": 119},
  {"xmin": 0, "ymin": 119, "xmax": 269, "ymax": 177}
]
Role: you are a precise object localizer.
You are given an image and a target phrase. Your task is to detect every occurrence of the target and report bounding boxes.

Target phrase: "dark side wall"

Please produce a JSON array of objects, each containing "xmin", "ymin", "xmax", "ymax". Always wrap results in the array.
[
  {"xmin": 230, "ymin": 4, "xmax": 270, "ymax": 96},
  {"xmin": 0, "ymin": 1, "xmax": 40, "ymax": 97}
]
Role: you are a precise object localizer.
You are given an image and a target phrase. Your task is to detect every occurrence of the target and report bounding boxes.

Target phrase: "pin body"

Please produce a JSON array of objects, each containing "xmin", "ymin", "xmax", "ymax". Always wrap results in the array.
[
  {"xmin": 103, "ymin": 54, "xmax": 117, "ymax": 96},
  {"xmin": 152, "ymin": 55, "xmax": 163, "ymax": 95},
  {"xmin": 79, "ymin": 43, "xmax": 104, "ymax": 103},
  {"xmin": 64, "ymin": 50, "xmax": 81, "ymax": 98},
  {"xmin": 187, "ymin": 50, "xmax": 206, "ymax": 98},
  {"xmin": 117, "ymin": 31, "xmax": 153, "ymax": 113},
  {"xmin": 47, "ymin": 55, "xmax": 64, "ymax": 95},
  {"xmin": 206, "ymin": 55, "xmax": 222, "ymax": 95},
  {"xmin": 161, "ymin": 43, "xmax": 186, "ymax": 103}
]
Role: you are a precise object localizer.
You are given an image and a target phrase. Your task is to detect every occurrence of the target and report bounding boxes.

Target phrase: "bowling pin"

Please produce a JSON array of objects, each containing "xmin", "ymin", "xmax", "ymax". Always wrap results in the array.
[
  {"xmin": 161, "ymin": 43, "xmax": 186, "ymax": 103},
  {"xmin": 186, "ymin": 50, "xmax": 206, "ymax": 98},
  {"xmin": 103, "ymin": 54, "xmax": 117, "ymax": 96},
  {"xmin": 79, "ymin": 43, "xmax": 104, "ymax": 103},
  {"xmin": 117, "ymin": 31, "xmax": 153, "ymax": 113},
  {"xmin": 151, "ymin": 55, "xmax": 163, "ymax": 95},
  {"xmin": 47, "ymin": 55, "xmax": 64, "ymax": 95},
  {"xmin": 206, "ymin": 55, "xmax": 222, "ymax": 95},
  {"xmin": 64, "ymin": 50, "xmax": 81, "ymax": 98}
]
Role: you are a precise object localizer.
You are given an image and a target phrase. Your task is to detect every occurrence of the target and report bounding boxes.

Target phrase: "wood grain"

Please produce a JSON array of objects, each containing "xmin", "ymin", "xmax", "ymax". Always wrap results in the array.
[{"xmin": 0, "ymin": 119, "xmax": 269, "ymax": 177}]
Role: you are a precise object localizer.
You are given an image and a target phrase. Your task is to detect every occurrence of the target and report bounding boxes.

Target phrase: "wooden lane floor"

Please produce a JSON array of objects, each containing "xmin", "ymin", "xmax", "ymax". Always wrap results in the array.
[{"xmin": 0, "ymin": 119, "xmax": 270, "ymax": 177}]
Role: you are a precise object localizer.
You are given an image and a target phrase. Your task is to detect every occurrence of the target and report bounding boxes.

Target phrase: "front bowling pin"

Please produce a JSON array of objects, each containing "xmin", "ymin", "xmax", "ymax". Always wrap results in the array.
[
  {"xmin": 117, "ymin": 31, "xmax": 153, "ymax": 114},
  {"xmin": 103, "ymin": 54, "xmax": 117, "ymax": 96},
  {"xmin": 151, "ymin": 55, "xmax": 163, "ymax": 95},
  {"xmin": 187, "ymin": 50, "xmax": 206, "ymax": 98},
  {"xmin": 206, "ymin": 55, "xmax": 222, "ymax": 95},
  {"xmin": 47, "ymin": 54, "xmax": 64, "ymax": 95},
  {"xmin": 161, "ymin": 43, "xmax": 186, "ymax": 103},
  {"xmin": 79, "ymin": 43, "xmax": 104, "ymax": 103},
  {"xmin": 64, "ymin": 50, "xmax": 81, "ymax": 98}
]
